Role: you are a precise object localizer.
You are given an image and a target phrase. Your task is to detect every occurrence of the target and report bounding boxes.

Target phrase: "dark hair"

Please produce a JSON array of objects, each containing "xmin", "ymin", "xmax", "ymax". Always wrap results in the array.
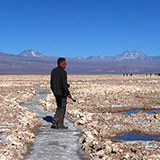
[{"xmin": 57, "ymin": 57, "xmax": 66, "ymax": 66}]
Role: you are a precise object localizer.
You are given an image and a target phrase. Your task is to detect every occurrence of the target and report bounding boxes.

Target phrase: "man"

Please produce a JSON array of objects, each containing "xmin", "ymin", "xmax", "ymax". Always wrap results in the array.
[{"xmin": 50, "ymin": 57, "xmax": 72, "ymax": 129}]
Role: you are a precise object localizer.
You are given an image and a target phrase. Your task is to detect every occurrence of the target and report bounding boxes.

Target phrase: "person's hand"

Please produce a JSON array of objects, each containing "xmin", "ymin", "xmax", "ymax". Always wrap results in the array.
[{"xmin": 68, "ymin": 95, "xmax": 72, "ymax": 99}]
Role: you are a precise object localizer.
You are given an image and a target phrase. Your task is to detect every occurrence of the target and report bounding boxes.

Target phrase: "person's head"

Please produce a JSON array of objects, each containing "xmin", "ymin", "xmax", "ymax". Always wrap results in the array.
[{"xmin": 57, "ymin": 57, "xmax": 66, "ymax": 69}]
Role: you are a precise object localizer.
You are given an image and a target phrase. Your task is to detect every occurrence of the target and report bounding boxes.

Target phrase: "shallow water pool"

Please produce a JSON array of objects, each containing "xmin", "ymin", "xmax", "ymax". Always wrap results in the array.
[
  {"xmin": 123, "ymin": 109, "xmax": 160, "ymax": 115},
  {"xmin": 113, "ymin": 132, "xmax": 160, "ymax": 141}
]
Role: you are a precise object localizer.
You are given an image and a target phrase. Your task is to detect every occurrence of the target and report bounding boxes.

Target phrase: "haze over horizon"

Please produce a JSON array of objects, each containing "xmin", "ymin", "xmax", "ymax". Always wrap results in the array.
[{"xmin": 0, "ymin": 0, "xmax": 160, "ymax": 58}]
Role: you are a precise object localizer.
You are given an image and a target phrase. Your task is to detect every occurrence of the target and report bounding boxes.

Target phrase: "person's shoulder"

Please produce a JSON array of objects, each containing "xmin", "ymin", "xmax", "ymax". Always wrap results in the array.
[
  {"xmin": 51, "ymin": 66, "xmax": 67, "ymax": 74},
  {"xmin": 51, "ymin": 66, "xmax": 59, "ymax": 73}
]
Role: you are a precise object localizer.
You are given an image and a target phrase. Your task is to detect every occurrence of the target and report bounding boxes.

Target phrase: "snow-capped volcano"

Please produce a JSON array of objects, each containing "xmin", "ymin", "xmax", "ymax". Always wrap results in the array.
[
  {"xmin": 18, "ymin": 49, "xmax": 45, "ymax": 58},
  {"xmin": 113, "ymin": 50, "xmax": 148, "ymax": 60}
]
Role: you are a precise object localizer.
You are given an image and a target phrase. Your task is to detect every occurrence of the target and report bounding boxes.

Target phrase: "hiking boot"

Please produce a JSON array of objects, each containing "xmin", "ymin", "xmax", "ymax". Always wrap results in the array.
[
  {"xmin": 58, "ymin": 125, "xmax": 68, "ymax": 129},
  {"xmin": 51, "ymin": 125, "xmax": 57, "ymax": 129},
  {"xmin": 51, "ymin": 120, "xmax": 57, "ymax": 129}
]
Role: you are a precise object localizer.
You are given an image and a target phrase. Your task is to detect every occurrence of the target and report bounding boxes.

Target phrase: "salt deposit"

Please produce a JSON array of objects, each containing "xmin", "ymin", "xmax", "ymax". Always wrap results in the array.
[
  {"xmin": 0, "ymin": 75, "xmax": 49, "ymax": 159},
  {"xmin": 39, "ymin": 74, "xmax": 160, "ymax": 159},
  {"xmin": 1, "ymin": 74, "xmax": 160, "ymax": 159}
]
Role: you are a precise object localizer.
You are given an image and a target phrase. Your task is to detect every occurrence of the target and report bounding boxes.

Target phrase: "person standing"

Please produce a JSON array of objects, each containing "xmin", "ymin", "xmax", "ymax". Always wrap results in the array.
[{"xmin": 50, "ymin": 57, "xmax": 72, "ymax": 129}]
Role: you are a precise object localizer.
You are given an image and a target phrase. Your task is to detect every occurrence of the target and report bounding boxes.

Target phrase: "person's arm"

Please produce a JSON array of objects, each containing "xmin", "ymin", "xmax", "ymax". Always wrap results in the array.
[
  {"xmin": 62, "ymin": 71, "xmax": 71, "ymax": 96},
  {"xmin": 50, "ymin": 71, "xmax": 54, "ymax": 92}
]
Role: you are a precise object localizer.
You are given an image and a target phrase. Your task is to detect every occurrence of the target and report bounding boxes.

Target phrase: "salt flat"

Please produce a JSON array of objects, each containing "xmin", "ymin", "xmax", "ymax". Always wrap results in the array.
[{"xmin": 0, "ymin": 75, "xmax": 160, "ymax": 159}]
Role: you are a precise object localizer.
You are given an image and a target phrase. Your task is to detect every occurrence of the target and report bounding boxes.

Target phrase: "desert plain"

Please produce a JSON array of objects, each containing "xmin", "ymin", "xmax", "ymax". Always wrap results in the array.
[{"xmin": 0, "ymin": 74, "xmax": 160, "ymax": 159}]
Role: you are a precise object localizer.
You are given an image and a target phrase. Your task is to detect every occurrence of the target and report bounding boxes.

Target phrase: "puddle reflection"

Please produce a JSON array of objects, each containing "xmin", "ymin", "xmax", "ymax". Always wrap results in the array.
[
  {"xmin": 123, "ymin": 109, "xmax": 160, "ymax": 115},
  {"xmin": 113, "ymin": 132, "xmax": 160, "ymax": 141}
]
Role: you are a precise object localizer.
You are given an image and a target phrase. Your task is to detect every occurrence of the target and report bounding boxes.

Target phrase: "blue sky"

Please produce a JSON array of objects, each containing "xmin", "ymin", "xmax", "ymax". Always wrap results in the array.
[{"xmin": 0, "ymin": 0, "xmax": 160, "ymax": 58}]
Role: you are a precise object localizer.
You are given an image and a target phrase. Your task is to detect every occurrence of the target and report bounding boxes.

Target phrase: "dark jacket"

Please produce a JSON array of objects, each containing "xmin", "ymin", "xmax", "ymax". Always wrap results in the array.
[{"xmin": 50, "ymin": 66, "xmax": 70, "ymax": 97}]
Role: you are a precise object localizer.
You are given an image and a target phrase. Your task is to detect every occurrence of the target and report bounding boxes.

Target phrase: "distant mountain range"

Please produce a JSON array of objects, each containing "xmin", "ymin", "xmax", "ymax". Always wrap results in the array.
[
  {"xmin": 86, "ymin": 50, "xmax": 160, "ymax": 60},
  {"xmin": 0, "ymin": 49, "xmax": 160, "ymax": 74},
  {"xmin": 15, "ymin": 49, "xmax": 160, "ymax": 60}
]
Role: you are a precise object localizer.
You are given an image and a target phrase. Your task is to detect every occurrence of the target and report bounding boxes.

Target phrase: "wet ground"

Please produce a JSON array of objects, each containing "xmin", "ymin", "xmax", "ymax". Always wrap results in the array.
[{"xmin": 22, "ymin": 86, "xmax": 89, "ymax": 160}]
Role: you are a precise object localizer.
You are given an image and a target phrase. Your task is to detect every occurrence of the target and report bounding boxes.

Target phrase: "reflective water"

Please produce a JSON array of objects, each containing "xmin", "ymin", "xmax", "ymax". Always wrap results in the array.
[
  {"xmin": 113, "ymin": 132, "xmax": 160, "ymax": 141},
  {"xmin": 123, "ymin": 109, "xmax": 160, "ymax": 115}
]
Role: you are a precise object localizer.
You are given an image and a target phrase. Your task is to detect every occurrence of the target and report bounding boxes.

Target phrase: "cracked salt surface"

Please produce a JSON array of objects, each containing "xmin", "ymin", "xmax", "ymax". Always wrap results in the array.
[
  {"xmin": 122, "ymin": 141, "xmax": 160, "ymax": 151},
  {"xmin": 0, "ymin": 126, "xmax": 13, "ymax": 143},
  {"xmin": 22, "ymin": 85, "xmax": 89, "ymax": 160}
]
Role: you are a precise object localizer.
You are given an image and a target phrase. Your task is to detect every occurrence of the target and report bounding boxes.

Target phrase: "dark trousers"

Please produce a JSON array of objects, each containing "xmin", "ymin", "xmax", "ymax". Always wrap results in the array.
[{"xmin": 54, "ymin": 96, "xmax": 67, "ymax": 127}]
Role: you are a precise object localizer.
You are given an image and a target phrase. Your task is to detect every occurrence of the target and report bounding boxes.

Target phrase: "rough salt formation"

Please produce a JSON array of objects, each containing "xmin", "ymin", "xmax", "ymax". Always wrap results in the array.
[
  {"xmin": 39, "ymin": 75, "xmax": 160, "ymax": 159},
  {"xmin": 37, "ymin": 94, "xmax": 56, "ymax": 112},
  {"xmin": 0, "ymin": 75, "xmax": 49, "ymax": 160},
  {"xmin": 1, "ymin": 75, "xmax": 160, "ymax": 159}
]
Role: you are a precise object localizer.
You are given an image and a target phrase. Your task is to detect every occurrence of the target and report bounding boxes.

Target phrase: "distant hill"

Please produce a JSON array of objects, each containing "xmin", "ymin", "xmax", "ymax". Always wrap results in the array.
[
  {"xmin": 0, "ymin": 52, "xmax": 8, "ymax": 56},
  {"xmin": 112, "ymin": 50, "xmax": 148, "ymax": 60},
  {"xmin": 0, "ymin": 49, "xmax": 160, "ymax": 74},
  {"xmin": 18, "ymin": 49, "xmax": 45, "ymax": 58},
  {"xmin": 86, "ymin": 56, "xmax": 111, "ymax": 60}
]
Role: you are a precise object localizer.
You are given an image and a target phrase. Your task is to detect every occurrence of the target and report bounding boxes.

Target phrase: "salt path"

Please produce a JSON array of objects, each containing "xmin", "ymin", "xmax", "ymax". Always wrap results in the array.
[{"xmin": 22, "ymin": 86, "xmax": 89, "ymax": 160}]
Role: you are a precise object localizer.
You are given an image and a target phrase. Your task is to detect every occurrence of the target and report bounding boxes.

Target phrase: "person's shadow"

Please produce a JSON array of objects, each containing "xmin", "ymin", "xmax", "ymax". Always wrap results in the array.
[{"xmin": 43, "ymin": 116, "xmax": 53, "ymax": 123}]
